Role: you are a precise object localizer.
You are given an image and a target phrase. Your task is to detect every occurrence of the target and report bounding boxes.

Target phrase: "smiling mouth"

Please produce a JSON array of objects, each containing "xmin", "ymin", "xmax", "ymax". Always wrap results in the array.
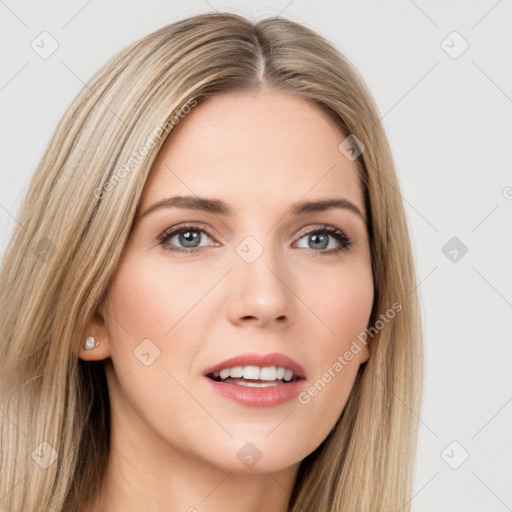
[
  {"xmin": 204, "ymin": 364, "xmax": 306, "ymax": 407},
  {"xmin": 203, "ymin": 355, "xmax": 307, "ymax": 392},
  {"xmin": 206, "ymin": 366, "xmax": 302, "ymax": 388}
]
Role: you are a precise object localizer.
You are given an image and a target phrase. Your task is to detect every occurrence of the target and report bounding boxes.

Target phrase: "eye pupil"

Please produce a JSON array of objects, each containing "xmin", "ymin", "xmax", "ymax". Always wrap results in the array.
[
  {"xmin": 309, "ymin": 233, "xmax": 328, "ymax": 250},
  {"xmin": 180, "ymin": 230, "xmax": 200, "ymax": 247}
]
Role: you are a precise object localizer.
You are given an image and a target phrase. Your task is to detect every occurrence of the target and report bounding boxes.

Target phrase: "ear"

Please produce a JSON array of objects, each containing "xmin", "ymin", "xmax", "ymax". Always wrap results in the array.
[
  {"xmin": 359, "ymin": 342, "xmax": 370, "ymax": 364},
  {"xmin": 79, "ymin": 302, "xmax": 112, "ymax": 361}
]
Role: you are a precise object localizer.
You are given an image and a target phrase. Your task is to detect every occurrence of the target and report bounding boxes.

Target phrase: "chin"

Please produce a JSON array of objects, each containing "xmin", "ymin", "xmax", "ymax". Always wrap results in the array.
[{"xmin": 195, "ymin": 435, "xmax": 313, "ymax": 475}]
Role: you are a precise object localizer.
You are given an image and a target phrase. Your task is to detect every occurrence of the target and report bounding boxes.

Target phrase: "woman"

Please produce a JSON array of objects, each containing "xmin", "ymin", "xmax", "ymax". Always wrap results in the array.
[{"xmin": 0, "ymin": 12, "xmax": 422, "ymax": 512}]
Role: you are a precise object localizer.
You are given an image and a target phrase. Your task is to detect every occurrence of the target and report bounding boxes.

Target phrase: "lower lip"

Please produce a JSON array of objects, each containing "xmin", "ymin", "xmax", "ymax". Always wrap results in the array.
[{"xmin": 203, "ymin": 376, "xmax": 306, "ymax": 407}]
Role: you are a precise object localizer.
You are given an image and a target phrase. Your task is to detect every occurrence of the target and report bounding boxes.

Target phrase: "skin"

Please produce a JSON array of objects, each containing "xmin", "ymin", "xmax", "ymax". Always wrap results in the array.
[{"xmin": 81, "ymin": 90, "xmax": 374, "ymax": 512}]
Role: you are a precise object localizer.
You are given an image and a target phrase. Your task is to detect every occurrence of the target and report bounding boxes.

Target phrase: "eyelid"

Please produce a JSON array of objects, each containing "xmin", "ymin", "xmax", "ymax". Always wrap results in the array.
[
  {"xmin": 159, "ymin": 222, "xmax": 216, "ymax": 240},
  {"xmin": 295, "ymin": 223, "xmax": 340, "ymax": 238}
]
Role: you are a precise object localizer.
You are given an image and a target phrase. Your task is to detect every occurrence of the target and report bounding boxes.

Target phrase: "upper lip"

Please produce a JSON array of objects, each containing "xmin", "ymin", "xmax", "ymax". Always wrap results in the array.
[{"xmin": 203, "ymin": 352, "xmax": 307, "ymax": 379}]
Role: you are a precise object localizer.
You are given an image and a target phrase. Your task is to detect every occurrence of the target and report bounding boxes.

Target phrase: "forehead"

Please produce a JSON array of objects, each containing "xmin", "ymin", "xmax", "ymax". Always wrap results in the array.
[{"xmin": 140, "ymin": 91, "xmax": 364, "ymax": 215}]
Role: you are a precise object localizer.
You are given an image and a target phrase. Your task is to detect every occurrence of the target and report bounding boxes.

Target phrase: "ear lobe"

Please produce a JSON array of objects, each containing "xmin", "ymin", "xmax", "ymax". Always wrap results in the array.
[
  {"xmin": 359, "ymin": 343, "xmax": 370, "ymax": 364},
  {"xmin": 79, "ymin": 305, "xmax": 112, "ymax": 361}
]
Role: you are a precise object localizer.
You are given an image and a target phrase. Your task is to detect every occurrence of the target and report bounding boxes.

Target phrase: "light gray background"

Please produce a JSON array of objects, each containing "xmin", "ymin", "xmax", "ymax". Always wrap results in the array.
[{"xmin": 1, "ymin": 1, "xmax": 511, "ymax": 510}]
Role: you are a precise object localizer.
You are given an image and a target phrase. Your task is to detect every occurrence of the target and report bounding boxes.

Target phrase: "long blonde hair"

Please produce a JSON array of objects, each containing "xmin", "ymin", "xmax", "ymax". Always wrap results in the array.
[{"xmin": 0, "ymin": 12, "xmax": 422, "ymax": 511}]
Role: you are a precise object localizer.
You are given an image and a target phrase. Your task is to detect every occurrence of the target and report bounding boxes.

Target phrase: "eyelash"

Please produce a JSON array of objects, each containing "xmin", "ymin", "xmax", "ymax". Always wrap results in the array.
[{"xmin": 158, "ymin": 223, "xmax": 353, "ymax": 255}]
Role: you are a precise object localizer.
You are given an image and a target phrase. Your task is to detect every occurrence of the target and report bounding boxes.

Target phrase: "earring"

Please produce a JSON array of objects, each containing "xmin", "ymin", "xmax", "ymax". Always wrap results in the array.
[{"xmin": 84, "ymin": 336, "xmax": 99, "ymax": 350}]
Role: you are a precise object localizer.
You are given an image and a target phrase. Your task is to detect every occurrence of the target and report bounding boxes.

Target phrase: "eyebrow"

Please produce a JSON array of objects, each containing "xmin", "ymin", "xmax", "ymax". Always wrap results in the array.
[{"xmin": 140, "ymin": 195, "xmax": 366, "ymax": 222}]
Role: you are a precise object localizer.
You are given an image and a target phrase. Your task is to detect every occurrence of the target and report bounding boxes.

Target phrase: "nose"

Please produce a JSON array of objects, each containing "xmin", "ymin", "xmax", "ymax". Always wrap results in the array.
[{"xmin": 226, "ymin": 243, "xmax": 295, "ymax": 328}]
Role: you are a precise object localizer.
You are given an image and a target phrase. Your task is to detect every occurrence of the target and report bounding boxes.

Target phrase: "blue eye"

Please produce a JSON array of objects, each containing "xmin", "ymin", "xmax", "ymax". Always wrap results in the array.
[
  {"xmin": 159, "ymin": 224, "xmax": 215, "ymax": 253},
  {"xmin": 295, "ymin": 225, "xmax": 353, "ymax": 253}
]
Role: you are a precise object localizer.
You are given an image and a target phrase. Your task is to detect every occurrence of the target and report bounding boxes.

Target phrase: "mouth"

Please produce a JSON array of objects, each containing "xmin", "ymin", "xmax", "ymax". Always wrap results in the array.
[
  {"xmin": 203, "ymin": 352, "xmax": 306, "ymax": 384},
  {"xmin": 202, "ymin": 352, "xmax": 307, "ymax": 406},
  {"xmin": 206, "ymin": 365, "xmax": 304, "ymax": 387}
]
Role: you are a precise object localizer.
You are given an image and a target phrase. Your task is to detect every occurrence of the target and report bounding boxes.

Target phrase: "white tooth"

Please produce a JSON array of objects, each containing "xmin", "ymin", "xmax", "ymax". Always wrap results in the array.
[
  {"xmin": 230, "ymin": 366, "xmax": 243, "ymax": 378},
  {"xmin": 242, "ymin": 365, "xmax": 261, "ymax": 380},
  {"xmin": 216, "ymin": 365, "xmax": 295, "ymax": 382},
  {"xmin": 219, "ymin": 368, "xmax": 231, "ymax": 380},
  {"xmin": 283, "ymin": 369, "xmax": 294, "ymax": 382},
  {"xmin": 260, "ymin": 366, "xmax": 277, "ymax": 381}
]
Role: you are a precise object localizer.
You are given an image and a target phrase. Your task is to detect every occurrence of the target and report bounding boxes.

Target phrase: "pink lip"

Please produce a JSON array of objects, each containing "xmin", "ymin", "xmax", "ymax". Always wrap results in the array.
[
  {"xmin": 203, "ymin": 376, "xmax": 306, "ymax": 407},
  {"xmin": 203, "ymin": 352, "xmax": 307, "ymax": 379},
  {"xmin": 202, "ymin": 352, "xmax": 307, "ymax": 408}
]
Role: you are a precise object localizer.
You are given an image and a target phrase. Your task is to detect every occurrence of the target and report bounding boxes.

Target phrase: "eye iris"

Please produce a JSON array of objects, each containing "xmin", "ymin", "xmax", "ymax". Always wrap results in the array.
[
  {"xmin": 309, "ymin": 233, "xmax": 328, "ymax": 250},
  {"xmin": 179, "ymin": 230, "xmax": 200, "ymax": 247}
]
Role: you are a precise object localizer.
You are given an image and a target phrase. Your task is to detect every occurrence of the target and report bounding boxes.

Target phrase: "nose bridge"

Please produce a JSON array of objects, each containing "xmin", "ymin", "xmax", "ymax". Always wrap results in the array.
[{"xmin": 227, "ymin": 232, "xmax": 293, "ymax": 325}]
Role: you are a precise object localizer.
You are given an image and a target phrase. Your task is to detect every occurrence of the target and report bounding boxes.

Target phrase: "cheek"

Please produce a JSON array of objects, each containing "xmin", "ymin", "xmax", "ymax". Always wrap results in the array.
[
  {"xmin": 104, "ymin": 251, "xmax": 228, "ymax": 385},
  {"xmin": 295, "ymin": 258, "xmax": 374, "ymax": 350},
  {"xmin": 106, "ymin": 254, "xmax": 220, "ymax": 343},
  {"xmin": 328, "ymin": 272, "xmax": 374, "ymax": 348},
  {"xmin": 102, "ymin": 257, "xmax": 217, "ymax": 448},
  {"xmin": 291, "ymin": 260, "xmax": 373, "ymax": 426},
  {"xmin": 102, "ymin": 255, "xmax": 206, "ymax": 399}
]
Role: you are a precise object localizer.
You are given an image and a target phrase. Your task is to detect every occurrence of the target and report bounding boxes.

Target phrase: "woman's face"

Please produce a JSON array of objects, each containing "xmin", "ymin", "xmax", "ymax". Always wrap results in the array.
[{"xmin": 86, "ymin": 91, "xmax": 374, "ymax": 473}]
